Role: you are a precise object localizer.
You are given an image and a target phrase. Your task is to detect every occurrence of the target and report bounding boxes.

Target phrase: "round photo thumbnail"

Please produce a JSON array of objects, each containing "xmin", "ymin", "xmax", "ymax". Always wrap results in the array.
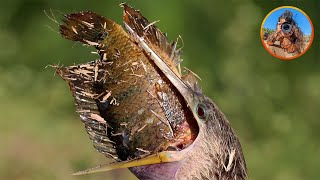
[{"xmin": 260, "ymin": 6, "xmax": 314, "ymax": 60}]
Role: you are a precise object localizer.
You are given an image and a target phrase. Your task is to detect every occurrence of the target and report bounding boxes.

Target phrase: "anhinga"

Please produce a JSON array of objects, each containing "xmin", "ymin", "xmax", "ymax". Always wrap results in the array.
[{"xmin": 53, "ymin": 4, "xmax": 247, "ymax": 180}]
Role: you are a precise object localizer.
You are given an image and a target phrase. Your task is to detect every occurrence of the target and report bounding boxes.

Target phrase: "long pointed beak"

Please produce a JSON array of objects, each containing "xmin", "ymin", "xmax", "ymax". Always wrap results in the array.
[
  {"xmin": 73, "ymin": 144, "xmax": 193, "ymax": 175},
  {"xmin": 124, "ymin": 23, "xmax": 197, "ymax": 113}
]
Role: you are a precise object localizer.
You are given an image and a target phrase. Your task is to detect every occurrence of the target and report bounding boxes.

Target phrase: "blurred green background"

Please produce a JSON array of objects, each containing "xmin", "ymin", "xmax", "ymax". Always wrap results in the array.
[{"xmin": 0, "ymin": 0, "xmax": 319, "ymax": 179}]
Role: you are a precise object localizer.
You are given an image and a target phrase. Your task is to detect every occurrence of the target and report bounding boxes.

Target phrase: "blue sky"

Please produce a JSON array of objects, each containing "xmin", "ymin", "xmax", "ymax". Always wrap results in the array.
[{"xmin": 263, "ymin": 8, "xmax": 312, "ymax": 35}]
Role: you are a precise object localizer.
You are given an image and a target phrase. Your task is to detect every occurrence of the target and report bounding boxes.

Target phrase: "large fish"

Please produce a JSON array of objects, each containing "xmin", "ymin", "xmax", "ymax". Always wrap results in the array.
[{"xmin": 53, "ymin": 4, "xmax": 247, "ymax": 179}]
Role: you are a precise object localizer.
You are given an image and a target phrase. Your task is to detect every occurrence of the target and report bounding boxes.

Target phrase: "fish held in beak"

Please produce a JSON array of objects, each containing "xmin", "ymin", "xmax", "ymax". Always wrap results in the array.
[
  {"xmin": 52, "ymin": 3, "xmax": 247, "ymax": 179},
  {"xmin": 53, "ymin": 3, "xmax": 201, "ymax": 175}
]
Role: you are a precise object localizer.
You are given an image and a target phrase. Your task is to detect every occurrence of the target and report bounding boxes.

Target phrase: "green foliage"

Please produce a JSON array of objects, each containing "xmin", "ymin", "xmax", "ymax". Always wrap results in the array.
[
  {"xmin": 0, "ymin": 0, "xmax": 319, "ymax": 179},
  {"xmin": 262, "ymin": 28, "xmax": 275, "ymax": 35}
]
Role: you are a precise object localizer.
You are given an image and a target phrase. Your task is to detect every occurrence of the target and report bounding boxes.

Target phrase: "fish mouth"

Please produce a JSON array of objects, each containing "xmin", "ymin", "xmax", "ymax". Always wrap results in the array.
[{"xmin": 158, "ymin": 81, "xmax": 199, "ymax": 152}]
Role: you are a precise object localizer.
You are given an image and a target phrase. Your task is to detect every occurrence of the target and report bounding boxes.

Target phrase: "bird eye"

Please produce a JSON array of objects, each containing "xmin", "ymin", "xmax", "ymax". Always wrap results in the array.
[{"xmin": 197, "ymin": 104, "xmax": 207, "ymax": 119}]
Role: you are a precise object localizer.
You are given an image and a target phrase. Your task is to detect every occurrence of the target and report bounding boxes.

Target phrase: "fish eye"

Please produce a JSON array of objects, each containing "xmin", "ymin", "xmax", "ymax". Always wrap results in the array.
[{"xmin": 196, "ymin": 104, "xmax": 207, "ymax": 119}]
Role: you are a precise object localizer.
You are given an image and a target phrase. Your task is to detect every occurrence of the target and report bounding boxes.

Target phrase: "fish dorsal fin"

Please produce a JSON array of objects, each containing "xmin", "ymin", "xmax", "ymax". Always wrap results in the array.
[
  {"xmin": 73, "ymin": 150, "xmax": 187, "ymax": 175},
  {"xmin": 122, "ymin": 4, "xmax": 182, "ymax": 77}
]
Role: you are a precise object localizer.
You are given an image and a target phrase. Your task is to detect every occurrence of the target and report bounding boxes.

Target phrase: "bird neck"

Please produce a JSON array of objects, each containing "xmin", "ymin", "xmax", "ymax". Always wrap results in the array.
[{"xmin": 175, "ymin": 130, "xmax": 218, "ymax": 179}]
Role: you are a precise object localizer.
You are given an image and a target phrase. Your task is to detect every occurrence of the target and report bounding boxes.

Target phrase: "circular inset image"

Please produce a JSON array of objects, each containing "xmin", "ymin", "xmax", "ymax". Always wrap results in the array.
[{"xmin": 260, "ymin": 6, "xmax": 314, "ymax": 60}]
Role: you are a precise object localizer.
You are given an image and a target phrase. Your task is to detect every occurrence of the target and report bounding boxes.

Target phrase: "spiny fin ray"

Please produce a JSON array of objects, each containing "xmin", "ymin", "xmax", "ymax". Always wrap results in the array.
[
  {"xmin": 122, "ymin": 4, "xmax": 182, "ymax": 77},
  {"xmin": 59, "ymin": 11, "xmax": 112, "ymax": 45}
]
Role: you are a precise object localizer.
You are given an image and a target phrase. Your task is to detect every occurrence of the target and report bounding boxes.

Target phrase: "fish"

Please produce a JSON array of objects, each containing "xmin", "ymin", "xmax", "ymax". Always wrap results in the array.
[
  {"xmin": 54, "ymin": 4, "xmax": 198, "ymax": 162},
  {"xmin": 52, "ymin": 3, "xmax": 247, "ymax": 179}
]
